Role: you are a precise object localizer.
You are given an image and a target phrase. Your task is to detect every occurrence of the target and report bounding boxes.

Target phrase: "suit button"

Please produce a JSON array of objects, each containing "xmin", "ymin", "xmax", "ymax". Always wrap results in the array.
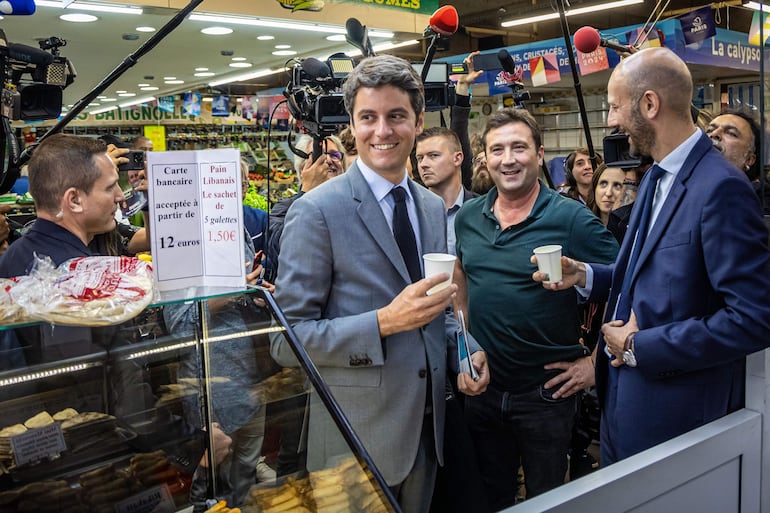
[{"xmin": 418, "ymin": 369, "xmax": 427, "ymax": 378}]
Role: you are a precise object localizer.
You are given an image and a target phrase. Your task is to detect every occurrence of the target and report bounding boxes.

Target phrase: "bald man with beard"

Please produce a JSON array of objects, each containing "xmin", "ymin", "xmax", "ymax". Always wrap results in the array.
[{"xmin": 535, "ymin": 48, "xmax": 770, "ymax": 464}]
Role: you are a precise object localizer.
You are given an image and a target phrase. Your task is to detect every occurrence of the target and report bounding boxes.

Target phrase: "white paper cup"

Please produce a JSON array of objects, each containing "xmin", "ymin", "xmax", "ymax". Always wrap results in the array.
[
  {"xmin": 533, "ymin": 245, "xmax": 563, "ymax": 284},
  {"xmin": 423, "ymin": 253, "xmax": 457, "ymax": 295}
]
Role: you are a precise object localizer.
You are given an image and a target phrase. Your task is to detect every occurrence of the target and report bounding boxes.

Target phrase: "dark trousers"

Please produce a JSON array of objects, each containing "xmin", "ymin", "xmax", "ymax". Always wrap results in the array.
[{"xmin": 465, "ymin": 384, "xmax": 576, "ymax": 511}]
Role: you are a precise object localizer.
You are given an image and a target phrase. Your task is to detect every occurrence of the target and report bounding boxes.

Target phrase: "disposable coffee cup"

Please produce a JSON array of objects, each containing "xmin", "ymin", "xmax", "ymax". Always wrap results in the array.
[
  {"xmin": 423, "ymin": 253, "xmax": 457, "ymax": 295},
  {"xmin": 533, "ymin": 245, "xmax": 562, "ymax": 284}
]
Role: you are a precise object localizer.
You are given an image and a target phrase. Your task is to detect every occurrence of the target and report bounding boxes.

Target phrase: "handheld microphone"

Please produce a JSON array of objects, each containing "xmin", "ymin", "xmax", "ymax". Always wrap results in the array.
[
  {"xmin": 345, "ymin": 18, "xmax": 374, "ymax": 58},
  {"xmin": 423, "ymin": 5, "xmax": 459, "ymax": 37},
  {"xmin": 0, "ymin": 0, "xmax": 36, "ymax": 15},
  {"xmin": 7, "ymin": 43, "xmax": 55, "ymax": 65},
  {"xmin": 574, "ymin": 26, "xmax": 634, "ymax": 54}
]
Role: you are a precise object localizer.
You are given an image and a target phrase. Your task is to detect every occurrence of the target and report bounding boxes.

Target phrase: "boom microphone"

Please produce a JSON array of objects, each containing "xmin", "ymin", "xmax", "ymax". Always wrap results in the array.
[
  {"xmin": 497, "ymin": 49, "xmax": 516, "ymax": 74},
  {"xmin": 424, "ymin": 5, "xmax": 459, "ymax": 37},
  {"xmin": 7, "ymin": 43, "xmax": 55, "ymax": 65},
  {"xmin": 345, "ymin": 18, "xmax": 374, "ymax": 58},
  {"xmin": 574, "ymin": 26, "xmax": 634, "ymax": 54}
]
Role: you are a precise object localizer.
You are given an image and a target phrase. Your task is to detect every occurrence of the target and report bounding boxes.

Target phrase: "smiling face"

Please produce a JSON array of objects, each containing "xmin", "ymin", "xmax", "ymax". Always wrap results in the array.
[
  {"xmin": 416, "ymin": 135, "xmax": 462, "ymax": 189},
  {"xmin": 349, "ymin": 85, "xmax": 424, "ymax": 183},
  {"xmin": 707, "ymin": 114, "xmax": 756, "ymax": 172},
  {"xmin": 594, "ymin": 167, "xmax": 625, "ymax": 216},
  {"xmin": 571, "ymin": 152, "xmax": 594, "ymax": 187},
  {"xmin": 485, "ymin": 121, "xmax": 544, "ymax": 200},
  {"xmin": 607, "ymin": 75, "xmax": 655, "ymax": 158}
]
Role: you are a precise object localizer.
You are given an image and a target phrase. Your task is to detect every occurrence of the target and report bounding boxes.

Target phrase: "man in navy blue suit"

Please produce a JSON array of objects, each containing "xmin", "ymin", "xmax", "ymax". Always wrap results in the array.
[{"xmin": 534, "ymin": 47, "xmax": 770, "ymax": 465}]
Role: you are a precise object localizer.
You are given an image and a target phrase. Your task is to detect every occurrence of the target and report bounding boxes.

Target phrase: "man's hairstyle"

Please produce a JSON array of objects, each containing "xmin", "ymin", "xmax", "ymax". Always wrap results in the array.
[
  {"xmin": 342, "ymin": 54, "xmax": 424, "ymax": 121},
  {"xmin": 722, "ymin": 109, "xmax": 761, "ymax": 179},
  {"xmin": 416, "ymin": 126, "xmax": 461, "ymax": 152},
  {"xmin": 293, "ymin": 134, "xmax": 345, "ymax": 172},
  {"xmin": 623, "ymin": 48, "xmax": 693, "ymax": 121},
  {"xmin": 28, "ymin": 134, "xmax": 107, "ymax": 212},
  {"xmin": 481, "ymin": 108, "xmax": 542, "ymax": 151}
]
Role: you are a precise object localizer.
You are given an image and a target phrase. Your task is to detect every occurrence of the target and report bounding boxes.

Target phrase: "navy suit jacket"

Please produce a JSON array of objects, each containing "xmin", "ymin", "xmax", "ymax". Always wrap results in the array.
[{"xmin": 590, "ymin": 133, "xmax": 770, "ymax": 461}]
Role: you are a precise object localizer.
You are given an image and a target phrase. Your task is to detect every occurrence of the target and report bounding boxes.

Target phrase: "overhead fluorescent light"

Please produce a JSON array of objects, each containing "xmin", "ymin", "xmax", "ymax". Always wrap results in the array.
[
  {"xmin": 90, "ymin": 105, "xmax": 118, "ymax": 115},
  {"xmin": 119, "ymin": 96, "xmax": 156, "ymax": 108},
  {"xmin": 501, "ymin": 0, "xmax": 643, "ymax": 27},
  {"xmin": 35, "ymin": 1, "xmax": 143, "ymax": 15},
  {"xmin": 345, "ymin": 39, "xmax": 420, "ymax": 57},
  {"xmin": 208, "ymin": 68, "xmax": 288, "ymax": 87},
  {"xmin": 188, "ymin": 13, "xmax": 393, "ymax": 38}
]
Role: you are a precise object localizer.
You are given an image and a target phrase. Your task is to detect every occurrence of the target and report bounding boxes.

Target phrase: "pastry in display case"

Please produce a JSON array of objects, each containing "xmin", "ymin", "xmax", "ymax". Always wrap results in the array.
[{"xmin": 0, "ymin": 286, "xmax": 399, "ymax": 513}]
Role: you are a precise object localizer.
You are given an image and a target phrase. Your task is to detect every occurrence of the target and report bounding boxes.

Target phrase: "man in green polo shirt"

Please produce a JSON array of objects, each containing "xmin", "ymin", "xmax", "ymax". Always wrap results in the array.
[{"xmin": 453, "ymin": 108, "xmax": 618, "ymax": 509}]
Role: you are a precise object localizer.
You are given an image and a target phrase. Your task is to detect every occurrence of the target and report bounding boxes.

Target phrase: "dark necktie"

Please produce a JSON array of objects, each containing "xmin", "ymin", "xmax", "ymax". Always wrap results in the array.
[
  {"xmin": 614, "ymin": 164, "xmax": 666, "ymax": 322},
  {"xmin": 390, "ymin": 186, "xmax": 422, "ymax": 283}
]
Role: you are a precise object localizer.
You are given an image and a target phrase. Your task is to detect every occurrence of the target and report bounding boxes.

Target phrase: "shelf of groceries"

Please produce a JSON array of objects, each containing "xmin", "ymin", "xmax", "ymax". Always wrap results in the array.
[{"xmin": 0, "ymin": 286, "xmax": 397, "ymax": 513}]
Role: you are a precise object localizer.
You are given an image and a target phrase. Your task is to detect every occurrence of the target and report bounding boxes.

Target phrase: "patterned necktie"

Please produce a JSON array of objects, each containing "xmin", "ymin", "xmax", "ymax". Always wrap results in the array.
[
  {"xmin": 614, "ymin": 164, "xmax": 666, "ymax": 322},
  {"xmin": 390, "ymin": 186, "xmax": 421, "ymax": 283}
]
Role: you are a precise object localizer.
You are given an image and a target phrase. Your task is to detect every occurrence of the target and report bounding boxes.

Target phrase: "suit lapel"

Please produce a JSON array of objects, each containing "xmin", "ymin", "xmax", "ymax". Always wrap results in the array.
[
  {"xmin": 632, "ymin": 134, "xmax": 709, "ymax": 281},
  {"xmin": 410, "ymin": 181, "xmax": 443, "ymax": 256},
  {"xmin": 349, "ymin": 165, "xmax": 413, "ymax": 284}
]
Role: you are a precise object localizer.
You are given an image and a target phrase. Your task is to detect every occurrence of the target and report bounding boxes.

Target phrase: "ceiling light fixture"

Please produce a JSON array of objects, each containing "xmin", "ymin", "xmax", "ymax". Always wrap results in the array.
[
  {"xmin": 140, "ymin": 86, "xmax": 159, "ymax": 91},
  {"xmin": 209, "ymin": 68, "xmax": 288, "ymax": 87},
  {"xmin": 136, "ymin": 26, "xmax": 156, "ymax": 33},
  {"xmin": 257, "ymin": 35, "xmax": 275, "ymax": 41},
  {"xmin": 345, "ymin": 39, "xmax": 420, "ymax": 57},
  {"xmin": 326, "ymin": 34, "xmax": 347, "ymax": 42},
  {"xmin": 36, "ymin": 1, "xmax": 142, "ymax": 15},
  {"xmin": 119, "ymin": 96, "xmax": 156, "ymax": 108},
  {"xmin": 165, "ymin": 80, "xmax": 185, "ymax": 84},
  {"xmin": 90, "ymin": 105, "xmax": 118, "ymax": 115},
  {"xmin": 194, "ymin": 72, "xmax": 216, "ymax": 77},
  {"xmin": 59, "ymin": 13, "xmax": 98, "ymax": 22},
  {"xmin": 201, "ymin": 26, "xmax": 233, "ymax": 35},
  {"xmin": 501, "ymin": 0, "xmax": 643, "ymax": 27},
  {"xmin": 195, "ymin": 67, "xmax": 209, "ymax": 71},
  {"xmin": 118, "ymin": 92, "xmax": 136, "ymax": 97},
  {"xmin": 189, "ymin": 13, "xmax": 393, "ymax": 38},
  {"xmin": 229, "ymin": 62, "xmax": 253, "ymax": 68},
  {"xmin": 275, "ymin": 44, "xmax": 292, "ymax": 49},
  {"xmin": 272, "ymin": 50, "xmax": 297, "ymax": 56},
  {"xmin": 232, "ymin": 57, "xmax": 247, "ymax": 61}
]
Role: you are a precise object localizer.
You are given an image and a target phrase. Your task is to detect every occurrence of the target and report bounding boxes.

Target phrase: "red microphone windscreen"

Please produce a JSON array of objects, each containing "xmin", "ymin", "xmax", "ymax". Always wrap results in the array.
[
  {"xmin": 574, "ymin": 26, "xmax": 601, "ymax": 53},
  {"xmin": 429, "ymin": 5, "xmax": 459, "ymax": 37}
]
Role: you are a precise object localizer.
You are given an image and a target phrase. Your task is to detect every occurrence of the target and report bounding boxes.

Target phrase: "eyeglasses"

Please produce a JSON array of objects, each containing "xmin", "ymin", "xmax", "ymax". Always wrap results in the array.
[{"xmin": 324, "ymin": 150, "xmax": 342, "ymax": 161}]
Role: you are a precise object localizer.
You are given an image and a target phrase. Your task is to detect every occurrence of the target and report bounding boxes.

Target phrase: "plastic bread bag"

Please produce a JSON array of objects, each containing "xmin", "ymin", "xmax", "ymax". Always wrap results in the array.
[
  {"xmin": 11, "ymin": 255, "xmax": 157, "ymax": 326},
  {"xmin": 0, "ymin": 277, "xmax": 31, "ymax": 325}
]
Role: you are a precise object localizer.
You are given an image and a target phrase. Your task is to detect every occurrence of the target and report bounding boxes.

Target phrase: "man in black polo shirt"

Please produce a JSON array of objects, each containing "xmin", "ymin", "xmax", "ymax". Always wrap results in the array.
[{"xmin": 453, "ymin": 108, "xmax": 618, "ymax": 509}]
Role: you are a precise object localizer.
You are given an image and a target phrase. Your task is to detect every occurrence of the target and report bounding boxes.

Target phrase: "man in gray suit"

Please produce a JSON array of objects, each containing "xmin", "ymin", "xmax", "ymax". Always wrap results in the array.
[{"xmin": 273, "ymin": 55, "xmax": 489, "ymax": 513}]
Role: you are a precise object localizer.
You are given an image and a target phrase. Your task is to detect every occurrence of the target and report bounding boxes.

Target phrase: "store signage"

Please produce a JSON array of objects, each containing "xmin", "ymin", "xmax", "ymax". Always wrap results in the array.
[
  {"xmin": 147, "ymin": 149, "xmax": 246, "ymax": 291},
  {"xmin": 116, "ymin": 484, "xmax": 176, "ymax": 513},
  {"xmin": 11, "ymin": 424, "xmax": 67, "ymax": 466},
  {"xmin": 336, "ymin": 0, "xmax": 438, "ymax": 14}
]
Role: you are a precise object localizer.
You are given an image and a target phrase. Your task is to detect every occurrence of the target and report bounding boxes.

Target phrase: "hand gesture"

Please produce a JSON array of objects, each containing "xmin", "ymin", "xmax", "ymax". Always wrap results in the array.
[
  {"xmin": 377, "ymin": 273, "xmax": 456, "ymax": 337},
  {"xmin": 531, "ymin": 255, "xmax": 586, "ymax": 290},
  {"xmin": 543, "ymin": 356, "xmax": 595, "ymax": 399},
  {"xmin": 455, "ymin": 51, "xmax": 484, "ymax": 96}
]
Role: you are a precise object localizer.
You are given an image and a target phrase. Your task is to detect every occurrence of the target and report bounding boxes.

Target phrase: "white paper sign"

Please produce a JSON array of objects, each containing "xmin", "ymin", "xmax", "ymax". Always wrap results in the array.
[
  {"xmin": 115, "ymin": 483, "xmax": 176, "ymax": 513},
  {"xmin": 147, "ymin": 149, "xmax": 245, "ymax": 291},
  {"xmin": 11, "ymin": 423, "xmax": 67, "ymax": 466}
]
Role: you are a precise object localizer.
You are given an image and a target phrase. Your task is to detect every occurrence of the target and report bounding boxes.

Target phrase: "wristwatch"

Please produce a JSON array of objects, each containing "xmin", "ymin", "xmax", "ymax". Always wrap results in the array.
[{"xmin": 622, "ymin": 332, "xmax": 637, "ymax": 367}]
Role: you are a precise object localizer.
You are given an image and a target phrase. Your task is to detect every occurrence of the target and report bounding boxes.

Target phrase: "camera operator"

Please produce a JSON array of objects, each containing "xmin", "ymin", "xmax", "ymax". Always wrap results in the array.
[{"xmin": 266, "ymin": 133, "xmax": 345, "ymax": 280}]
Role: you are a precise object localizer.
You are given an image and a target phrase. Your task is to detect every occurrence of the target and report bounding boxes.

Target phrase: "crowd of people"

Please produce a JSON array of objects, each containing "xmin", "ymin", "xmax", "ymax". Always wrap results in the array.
[{"xmin": 1, "ymin": 47, "xmax": 770, "ymax": 513}]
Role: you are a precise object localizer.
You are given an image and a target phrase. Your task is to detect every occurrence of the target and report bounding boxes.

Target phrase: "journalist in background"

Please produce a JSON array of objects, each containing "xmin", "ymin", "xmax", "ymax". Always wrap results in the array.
[{"xmin": 534, "ymin": 47, "xmax": 770, "ymax": 464}]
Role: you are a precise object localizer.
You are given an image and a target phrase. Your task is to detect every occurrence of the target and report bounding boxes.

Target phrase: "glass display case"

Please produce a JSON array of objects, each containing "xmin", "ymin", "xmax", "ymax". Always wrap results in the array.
[{"xmin": 0, "ymin": 287, "xmax": 399, "ymax": 513}]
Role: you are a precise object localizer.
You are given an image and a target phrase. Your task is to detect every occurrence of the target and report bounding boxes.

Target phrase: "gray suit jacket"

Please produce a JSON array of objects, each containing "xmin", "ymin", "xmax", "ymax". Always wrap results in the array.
[{"xmin": 272, "ymin": 164, "xmax": 467, "ymax": 485}]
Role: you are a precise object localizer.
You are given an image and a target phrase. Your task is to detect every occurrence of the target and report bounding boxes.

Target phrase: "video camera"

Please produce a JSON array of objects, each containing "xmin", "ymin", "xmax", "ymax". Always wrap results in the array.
[
  {"xmin": 1, "ymin": 29, "xmax": 76, "ymax": 192},
  {"xmin": 283, "ymin": 55, "xmax": 355, "ymax": 140},
  {"xmin": 1, "ymin": 32, "xmax": 75, "ymax": 122},
  {"xmin": 412, "ymin": 62, "xmax": 455, "ymax": 112}
]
